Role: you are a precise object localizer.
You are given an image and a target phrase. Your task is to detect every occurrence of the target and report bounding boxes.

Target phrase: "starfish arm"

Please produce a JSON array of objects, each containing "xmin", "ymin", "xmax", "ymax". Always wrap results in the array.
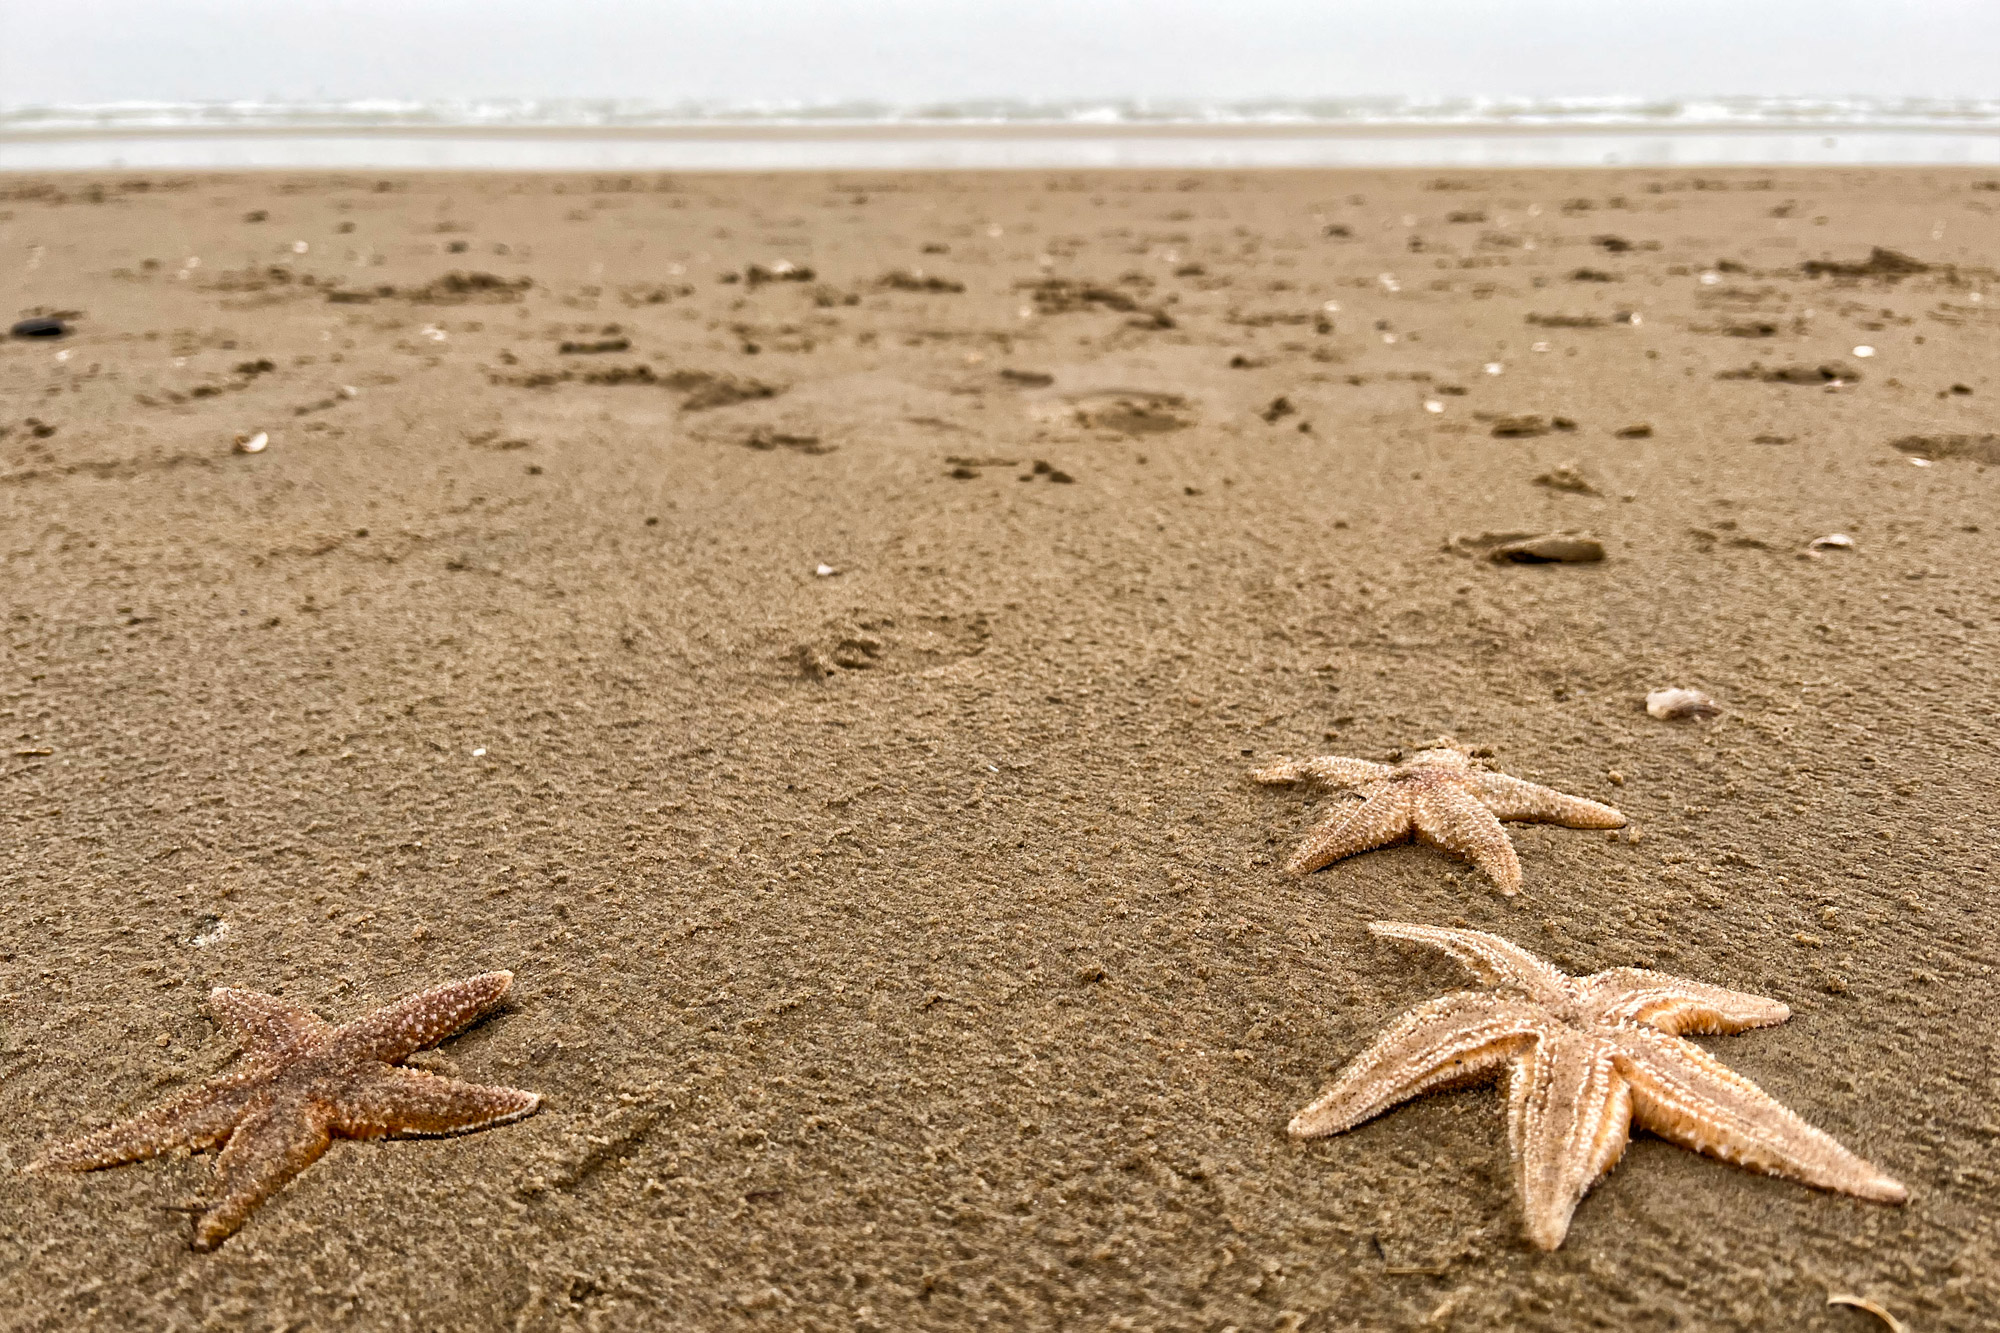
[
  {"xmin": 1506, "ymin": 1031, "xmax": 1635, "ymax": 1250},
  {"xmin": 331, "ymin": 972, "xmax": 517, "ymax": 1063},
  {"xmin": 192, "ymin": 1100, "xmax": 333, "ymax": 1251},
  {"xmin": 325, "ymin": 1064, "xmax": 541, "ymax": 1139},
  {"xmin": 1282, "ymin": 787, "xmax": 1413, "ymax": 875},
  {"xmin": 1251, "ymin": 756, "xmax": 1394, "ymax": 790},
  {"xmin": 1468, "ymin": 772, "xmax": 1626, "ymax": 829},
  {"xmin": 1368, "ymin": 923, "xmax": 1570, "ymax": 1004},
  {"xmin": 205, "ymin": 988, "xmax": 325, "ymax": 1053},
  {"xmin": 1612, "ymin": 1026, "xmax": 1907, "ymax": 1204},
  {"xmin": 1410, "ymin": 788, "xmax": 1522, "ymax": 893},
  {"xmin": 1583, "ymin": 969, "xmax": 1790, "ymax": 1034},
  {"xmin": 31, "ymin": 1072, "xmax": 267, "ymax": 1172},
  {"xmin": 1289, "ymin": 992, "xmax": 1540, "ymax": 1138}
]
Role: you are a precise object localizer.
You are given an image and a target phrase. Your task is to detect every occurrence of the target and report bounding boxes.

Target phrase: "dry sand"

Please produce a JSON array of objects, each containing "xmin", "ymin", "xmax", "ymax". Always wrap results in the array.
[{"xmin": 1, "ymin": 166, "xmax": 1996, "ymax": 1331}]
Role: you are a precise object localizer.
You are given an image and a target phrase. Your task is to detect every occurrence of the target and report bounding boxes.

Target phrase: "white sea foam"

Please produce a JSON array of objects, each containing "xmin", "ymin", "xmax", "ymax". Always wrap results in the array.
[
  {"xmin": 7, "ymin": 94, "xmax": 2000, "ymax": 133},
  {"xmin": 3, "ymin": 97, "xmax": 1997, "ymax": 170}
]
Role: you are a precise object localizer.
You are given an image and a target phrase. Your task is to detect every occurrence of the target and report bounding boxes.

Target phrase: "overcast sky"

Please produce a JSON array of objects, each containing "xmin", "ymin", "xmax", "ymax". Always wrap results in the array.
[{"xmin": 2, "ymin": 0, "xmax": 1995, "ymax": 107}]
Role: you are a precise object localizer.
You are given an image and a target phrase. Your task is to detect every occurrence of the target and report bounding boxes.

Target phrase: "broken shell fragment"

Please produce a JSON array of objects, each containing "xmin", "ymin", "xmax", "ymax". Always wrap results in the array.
[
  {"xmin": 1646, "ymin": 687, "xmax": 1720, "ymax": 721},
  {"xmin": 233, "ymin": 431, "xmax": 269, "ymax": 454},
  {"xmin": 1808, "ymin": 532, "xmax": 1856, "ymax": 552},
  {"xmin": 1489, "ymin": 533, "xmax": 1605, "ymax": 564}
]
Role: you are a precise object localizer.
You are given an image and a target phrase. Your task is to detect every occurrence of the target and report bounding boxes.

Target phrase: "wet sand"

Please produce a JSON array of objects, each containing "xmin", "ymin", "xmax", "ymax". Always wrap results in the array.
[{"xmin": 1, "ymin": 167, "xmax": 1995, "ymax": 1330}]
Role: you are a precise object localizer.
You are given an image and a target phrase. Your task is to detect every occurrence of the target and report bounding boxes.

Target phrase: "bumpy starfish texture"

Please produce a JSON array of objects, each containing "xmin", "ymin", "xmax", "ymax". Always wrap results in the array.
[
  {"xmin": 1252, "ymin": 741, "xmax": 1625, "ymax": 893},
  {"xmin": 1291, "ymin": 924, "xmax": 1906, "ymax": 1249},
  {"xmin": 32, "ymin": 971, "xmax": 540, "ymax": 1250}
]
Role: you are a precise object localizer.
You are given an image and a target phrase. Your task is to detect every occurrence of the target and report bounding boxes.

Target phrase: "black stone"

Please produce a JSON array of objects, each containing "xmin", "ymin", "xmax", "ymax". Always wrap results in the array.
[{"xmin": 10, "ymin": 317, "xmax": 68, "ymax": 339}]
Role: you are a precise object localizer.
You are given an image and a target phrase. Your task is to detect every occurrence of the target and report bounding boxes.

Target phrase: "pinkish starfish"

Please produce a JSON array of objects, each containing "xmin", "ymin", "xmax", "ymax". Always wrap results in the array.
[
  {"xmin": 32, "ymin": 971, "xmax": 540, "ymax": 1250},
  {"xmin": 1292, "ymin": 924, "xmax": 1907, "ymax": 1249},
  {"xmin": 1253, "ymin": 741, "xmax": 1625, "ymax": 893}
]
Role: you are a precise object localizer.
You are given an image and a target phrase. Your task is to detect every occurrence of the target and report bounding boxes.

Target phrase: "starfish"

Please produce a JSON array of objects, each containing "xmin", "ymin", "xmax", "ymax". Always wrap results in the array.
[
  {"xmin": 1251, "ymin": 741, "xmax": 1625, "ymax": 893},
  {"xmin": 1290, "ymin": 923, "xmax": 1907, "ymax": 1249},
  {"xmin": 31, "ymin": 971, "xmax": 540, "ymax": 1250}
]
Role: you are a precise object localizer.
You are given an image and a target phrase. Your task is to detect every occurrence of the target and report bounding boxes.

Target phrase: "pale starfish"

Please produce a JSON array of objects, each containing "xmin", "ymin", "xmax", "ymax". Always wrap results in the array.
[
  {"xmin": 1290, "ymin": 923, "xmax": 1907, "ymax": 1249},
  {"xmin": 1251, "ymin": 741, "xmax": 1625, "ymax": 892},
  {"xmin": 31, "ymin": 971, "xmax": 540, "ymax": 1250}
]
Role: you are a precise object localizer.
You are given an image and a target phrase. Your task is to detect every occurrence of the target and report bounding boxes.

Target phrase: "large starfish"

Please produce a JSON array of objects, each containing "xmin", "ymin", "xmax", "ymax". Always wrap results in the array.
[
  {"xmin": 1251, "ymin": 741, "xmax": 1625, "ymax": 892},
  {"xmin": 31, "ymin": 971, "xmax": 541, "ymax": 1250},
  {"xmin": 1290, "ymin": 923, "xmax": 1907, "ymax": 1249}
]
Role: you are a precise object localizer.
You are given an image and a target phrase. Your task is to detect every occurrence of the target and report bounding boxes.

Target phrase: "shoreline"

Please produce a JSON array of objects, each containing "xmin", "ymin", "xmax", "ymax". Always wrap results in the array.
[
  {"xmin": 6, "ymin": 120, "xmax": 2000, "ymax": 174},
  {"xmin": 8, "ymin": 131, "xmax": 2000, "ymax": 173},
  {"xmin": 11, "ymin": 118, "xmax": 2000, "ymax": 142}
]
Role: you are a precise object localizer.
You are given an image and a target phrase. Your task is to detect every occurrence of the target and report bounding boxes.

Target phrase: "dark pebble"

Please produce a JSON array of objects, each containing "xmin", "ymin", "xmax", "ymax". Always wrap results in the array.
[{"xmin": 10, "ymin": 317, "xmax": 68, "ymax": 339}]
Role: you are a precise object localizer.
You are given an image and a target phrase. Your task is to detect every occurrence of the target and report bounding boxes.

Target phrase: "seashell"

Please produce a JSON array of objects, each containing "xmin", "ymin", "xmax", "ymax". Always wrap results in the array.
[
  {"xmin": 1808, "ymin": 533, "xmax": 1856, "ymax": 552},
  {"xmin": 233, "ymin": 431, "xmax": 268, "ymax": 454},
  {"xmin": 1646, "ymin": 688, "xmax": 1719, "ymax": 721}
]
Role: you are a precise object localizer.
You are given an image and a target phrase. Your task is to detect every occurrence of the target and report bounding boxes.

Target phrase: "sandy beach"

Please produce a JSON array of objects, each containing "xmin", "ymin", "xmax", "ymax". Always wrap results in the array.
[{"xmin": 2, "ymin": 166, "xmax": 1996, "ymax": 1330}]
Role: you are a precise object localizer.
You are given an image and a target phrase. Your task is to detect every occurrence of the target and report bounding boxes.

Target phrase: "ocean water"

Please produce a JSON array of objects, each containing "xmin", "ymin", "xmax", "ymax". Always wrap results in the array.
[{"xmin": 3, "ymin": 97, "xmax": 1998, "ymax": 171}]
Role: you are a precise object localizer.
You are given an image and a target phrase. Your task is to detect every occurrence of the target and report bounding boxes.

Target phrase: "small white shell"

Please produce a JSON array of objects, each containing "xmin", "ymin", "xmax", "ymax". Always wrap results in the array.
[
  {"xmin": 1809, "ymin": 532, "xmax": 1856, "ymax": 552},
  {"xmin": 1646, "ymin": 687, "xmax": 1719, "ymax": 721},
  {"xmin": 233, "ymin": 431, "xmax": 268, "ymax": 454}
]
